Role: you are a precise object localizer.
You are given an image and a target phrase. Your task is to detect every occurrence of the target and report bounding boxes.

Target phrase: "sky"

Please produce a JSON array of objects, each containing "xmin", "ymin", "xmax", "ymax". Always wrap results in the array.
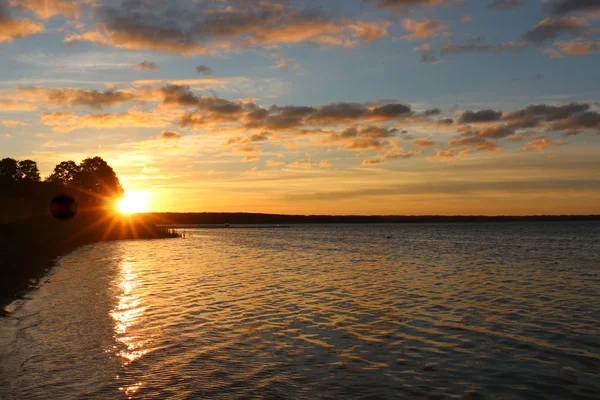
[{"xmin": 0, "ymin": 0, "xmax": 599, "ymax": 215}]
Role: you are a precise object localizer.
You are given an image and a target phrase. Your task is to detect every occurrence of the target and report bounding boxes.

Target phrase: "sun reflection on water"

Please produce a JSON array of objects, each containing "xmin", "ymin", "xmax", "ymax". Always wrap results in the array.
[{"xmin": 110, "ymin": 261, "xmax": 148, "ymax": 366}]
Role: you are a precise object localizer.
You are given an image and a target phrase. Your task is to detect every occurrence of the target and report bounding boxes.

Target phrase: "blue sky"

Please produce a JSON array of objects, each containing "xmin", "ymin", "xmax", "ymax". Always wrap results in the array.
[{"xmin": 1, "ymin": 0, "xmax": 599, "ymax": 214}]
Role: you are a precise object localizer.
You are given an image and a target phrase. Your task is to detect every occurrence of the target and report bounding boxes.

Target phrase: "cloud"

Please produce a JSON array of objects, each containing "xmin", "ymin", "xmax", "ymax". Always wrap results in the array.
[
  {"xmin": 457, "ymin": 15, "xmax": 472, "ymax": 23},
  {"xmin": 448, "ymin": 135, "xmax": 501, "ymax": 151},
  {"xmin": 66, "ymin": 2, "xmax": 389, "ymax": 54},
  {"xmin": 266, "ymin": 160, "xmax": 285, "ymax": 167},
  {"xmin": 459, "ymin": 109, "xmax": 503, "ymax": 123},
  {"xmin": 522, "ymin": 17, "xmax": 587, "ymax": 43},
  {"xmin": 158, "ymin": 130, "xmax": 181, "ymax": 140},
  {"xmin": 224, "ymin": 132, "xmax": 271, "ymax": 146},
  {"xmin": 9, "ymin": 0, "xmax": 79, "ymax": 19},
  {"xmin": 362, "ymin": 159, "xmax": 385, "ymax": 166},
  {"xmin": 385, "ymin": 145, "xmax": 423, "ymax": 159},
  {"xmin": 242, "ymin": 155, "xmax": 260, "ymax": 162},
  {"xmin": 241, "ymin": 167, "xmax": 264, "ymax": 176},
  {"xmin": 288, "ymin": 159, "xmax": 312, "ymax": 168},
  {"xmin": 349, "ymin": 21, "xmax": 390, "ymax": 41},
  {"xmin": 196, "ymin": 65, "xmax": 213, "ymax": 75},
  {"xmin": 412, "ymin": 138, "xmax": 435, "ymax": 147},
  {"xmin": 413, "ymin": 43, "xmax": 440, "ymax": 64},
  {"xmin": 319, "ymin": 160, "xmax": 332, "ymax": 168},
  {"xmin": 1, "ymin": 119, "xmax": 29, "ymax": 127},
  {"xmin": 503, "ymin": 102, "xmax": 590, "ymax": 121},
  {"xmin": 344, "ymin": 138, "xmax": 386, "ymax": 150},
  {"xmin": 16, "ymin": 87, "xmax": 137, "ymax": 110},
  {"xmin": 519, "ymin": 137, "xmax": 566, "ymax": 151},
  {"xmin": 402, "ymin": 19, "xmax": 448, "ymax": 40},
  {"xmin": 554, "ymin": 39, "xmax": 600, "ymax": 56},
  {"xmin": 0, "ymin": 2, "xmax": 44, "ymax": 42},
  {"xmin": 502, "ymin": 102, "xmax": 600, "ymax": 135},
  {"xmin": 488, "ymin": 0, "xmax": 524, "ymax": 10},
  {"xmin": 441, "ymin": 39, "xmax": 529, "ymax": 55},
  {"xmin": 134, "ymin": 61, "xmax": 160, "ymax": 71},
  {"xmin": 40, "ymin": 110, "xmax": 170, "ymax": 132},
  {"xmin": 427, "ymin": 148, "xmax": 458, "ymax": 161},
  {"xmin": 271, "ymin": 55, "xmax": 298, "ymax": 69},
  {"xmin": 549, "ymin": 0, "xmax": 600, "ymax": 16},
  {"xmin": 368, "ymin": 0, "xmax": 456, "ymax": 10}
]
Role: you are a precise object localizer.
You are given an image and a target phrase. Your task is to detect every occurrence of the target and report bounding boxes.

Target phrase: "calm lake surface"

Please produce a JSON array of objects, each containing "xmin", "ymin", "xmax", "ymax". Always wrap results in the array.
[{"xmin": 1, "ymin": 222, "xmax": 599, "ymax": 399}]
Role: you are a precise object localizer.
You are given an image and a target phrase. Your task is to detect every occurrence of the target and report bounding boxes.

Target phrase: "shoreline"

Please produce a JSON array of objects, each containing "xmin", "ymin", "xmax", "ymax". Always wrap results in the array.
[{"xmin": 0, "ymin": 213, "xmax": 180, "ymax": 315}]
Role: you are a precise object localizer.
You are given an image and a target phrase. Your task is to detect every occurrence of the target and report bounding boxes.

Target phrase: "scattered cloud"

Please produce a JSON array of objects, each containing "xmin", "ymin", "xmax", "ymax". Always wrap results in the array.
[
  {"xmin": 402, "ymin": 19, "xmax": 448, "ymax": 40},
  {"xmin": 288, "ymin": 159, "xmax": 312, "ymax": 168},
  {"xmin": 441, "ymin": 39, "xmax": 529, "ymax": 55},
  {"xmin": 271, "ymin": 55, "xmax": 298, "ymax": 69},
  {"xmin": 158, "ymin": 130, "xmax": 181, "ymax": 140},
  {"xmin": 522, "ymin": 17, "xmax": 587, "ymax": 43},
  {"xmin": 548, "ymin": 0, "xmax": 600, "ymax": 16},
  {"xmin": 414, "ymin": 43, "xmax": 440, "ymax": 64},
  {"xmin": 362, "ymin": 159, "xmax": 385, "ymax": 166},
  {"xmin": 133, "ymin": 61, "xmax": 160, "ymax": 71},
  {"xmin": 552, "ymin": 39, "xmax": 600, "ymax": 56},
  {"xmin": 427, "ymin": 148, "xmax": 458, "ymax": 162},
  {"xmin": 457, "ymin": 15, "xmax": 472, "ymax": 23},
  {"xmin": 520, "ymin": 137, "xmax": 566, "ymax": 151},
  {"xmin": 10, "ymin": 0, "xmax": 80, "ymax": 19},
  {"xmin": 1, "ymin": 119, "xmax": 29, "ymax": 127},
  {"xmin": 266, "ymin": 160, "xmax": 285, "ymax": 167},
  {"xmin": 242, "ymin": 155, "xmax": 260, "ymax": 162},
  {"xmin": 241, "ymin": 167, "xmax": 264, "ymax": 177},
  {"xmin": 196, "ymin": 65, "xmax": 213, "ymax": 76},
  {"xmin": 0, "ymin": 2, "xmax": 44, "ymax": 42},
  {"xmin": 459, "ymin": 109, "xmax": 503, "ymax": 123},
  {"xmin": 64, "ymin": 2, "xmax": 390, "ymax": 54},
  {"xmin": 368, "ymin": 0, "xmax": 460, "ymax": 10},
  {"xmin": 319, "ymin": 160, "xmax": 332, "ymax": 168},
  {"xmin": 413, "ymin": 138, "xmax": 435, "ymax": 147}
]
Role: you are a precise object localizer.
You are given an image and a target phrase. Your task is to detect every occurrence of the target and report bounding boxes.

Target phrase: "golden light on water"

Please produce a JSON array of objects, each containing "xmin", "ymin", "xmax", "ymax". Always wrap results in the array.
[
  {"xmin": 118, "ymin": 191, "xmax": 150, "ymax": 214},
  {"xmin": 111, "ymin": 260, "xmax": 148, "ymax": 366}
]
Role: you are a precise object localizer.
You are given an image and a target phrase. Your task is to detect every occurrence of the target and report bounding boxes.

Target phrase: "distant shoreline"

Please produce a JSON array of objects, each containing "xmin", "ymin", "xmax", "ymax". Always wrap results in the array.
[{"xmin": 144, "ymin": 212, "xmax": 600, "ymax": 226}]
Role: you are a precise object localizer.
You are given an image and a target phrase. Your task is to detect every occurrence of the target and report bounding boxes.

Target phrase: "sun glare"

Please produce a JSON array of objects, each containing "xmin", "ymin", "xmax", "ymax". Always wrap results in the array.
[{"xmin": 118, "ymin": 191, "xmax": 149, "ymax": 214}]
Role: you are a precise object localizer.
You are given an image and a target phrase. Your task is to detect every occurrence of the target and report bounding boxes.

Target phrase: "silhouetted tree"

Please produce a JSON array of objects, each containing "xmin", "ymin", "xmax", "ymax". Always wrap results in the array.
[
  {"xmin": 0, "ymin": 158, "xmax": 19, "ymax": 184},
  {"xmin": 46, "ymin": 161, "xmax": 80, "ymax": 186},
  {"xmin": 75, "ymin": 157, "xmax": 123, "ymax": 199},
  {"xmin": 17, "ymin": 160, "xmax": 40, "ymax": 182}
]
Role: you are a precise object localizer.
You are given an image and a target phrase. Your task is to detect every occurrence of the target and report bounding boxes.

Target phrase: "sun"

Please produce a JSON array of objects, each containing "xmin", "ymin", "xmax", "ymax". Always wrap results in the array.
[{"xmin": 118, "ymin": 190, "xmax": 149, "ymax": 214}]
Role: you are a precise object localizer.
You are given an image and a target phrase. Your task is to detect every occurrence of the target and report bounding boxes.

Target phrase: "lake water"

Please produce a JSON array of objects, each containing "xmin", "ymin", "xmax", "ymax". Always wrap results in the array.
[{"xmin": 1, "ymin": 222, "xmax": 599, "ymax": 399}]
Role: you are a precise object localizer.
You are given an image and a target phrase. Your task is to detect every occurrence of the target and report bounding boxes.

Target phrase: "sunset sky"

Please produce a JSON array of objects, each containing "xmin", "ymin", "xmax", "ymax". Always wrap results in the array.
[{"xmin": 1, "ymin": 0, "xmax": 599, "ymax": 214}]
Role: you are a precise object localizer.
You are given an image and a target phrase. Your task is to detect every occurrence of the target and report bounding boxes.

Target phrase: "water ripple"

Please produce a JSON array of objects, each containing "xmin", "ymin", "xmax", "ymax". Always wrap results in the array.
[{"xmin": 1, "ymin": 222, "xmax": 599, "ymax": 399}]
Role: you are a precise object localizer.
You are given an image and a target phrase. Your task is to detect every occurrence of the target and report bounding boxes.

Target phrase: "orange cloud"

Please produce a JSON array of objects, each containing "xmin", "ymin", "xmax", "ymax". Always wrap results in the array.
[
  {"xmin": 266, "ymin": 160, "xmax": 285, "ymax": 167},
  {"xmin": 555, "ymin": 40, "xmax": 600, "ymax": 56},
  {"xmin": 0, "ymin": 7, "xmax": 43, "ymax": 42},
  {"xmin": 362, "ymin": 159, "xmax": 385, "ymax": 166},
  {"xmin": 520, "ymin": 137, "xmax": 566, "ymax": 152},
  {"xmin": 158, "ymin": 130, "xmax": 181, "ymax": 140},
  {"xmin": 402, "ymin": 19, "xmax": 448, "ymax": 41},
  {"xmin": 288, "ymin": 159, "xmax": 312, "ymax": 168},
  {"xmin": 427, "ymin": 148, "xmax": 458, "ymax": 162},
  {"xmin": 10, "ymin": 0, "xmax": 79, "ymax": 19},
  {"xmin": 64, "ymin": 3, "xmax": 389, "ymax": 54},
  {"xmin": 41, "ymin": 110, "xmax": 170, "ymax": 132},
  {"xmin": 412, "ymin": 138, "xmax": 435, "ymax": 148}
]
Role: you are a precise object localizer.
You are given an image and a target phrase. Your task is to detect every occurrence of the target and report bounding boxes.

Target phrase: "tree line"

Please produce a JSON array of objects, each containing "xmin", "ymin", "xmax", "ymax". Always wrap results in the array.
[{"xmin": 0, "ymin": 157, "xmax": 123, "ymax": 208}]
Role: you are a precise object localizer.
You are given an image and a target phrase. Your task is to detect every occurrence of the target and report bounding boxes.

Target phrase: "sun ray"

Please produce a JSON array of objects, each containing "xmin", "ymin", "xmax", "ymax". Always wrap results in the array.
[{"xmin": 118, "ymin": 191, "xmax": 149, "ymax": 214}]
